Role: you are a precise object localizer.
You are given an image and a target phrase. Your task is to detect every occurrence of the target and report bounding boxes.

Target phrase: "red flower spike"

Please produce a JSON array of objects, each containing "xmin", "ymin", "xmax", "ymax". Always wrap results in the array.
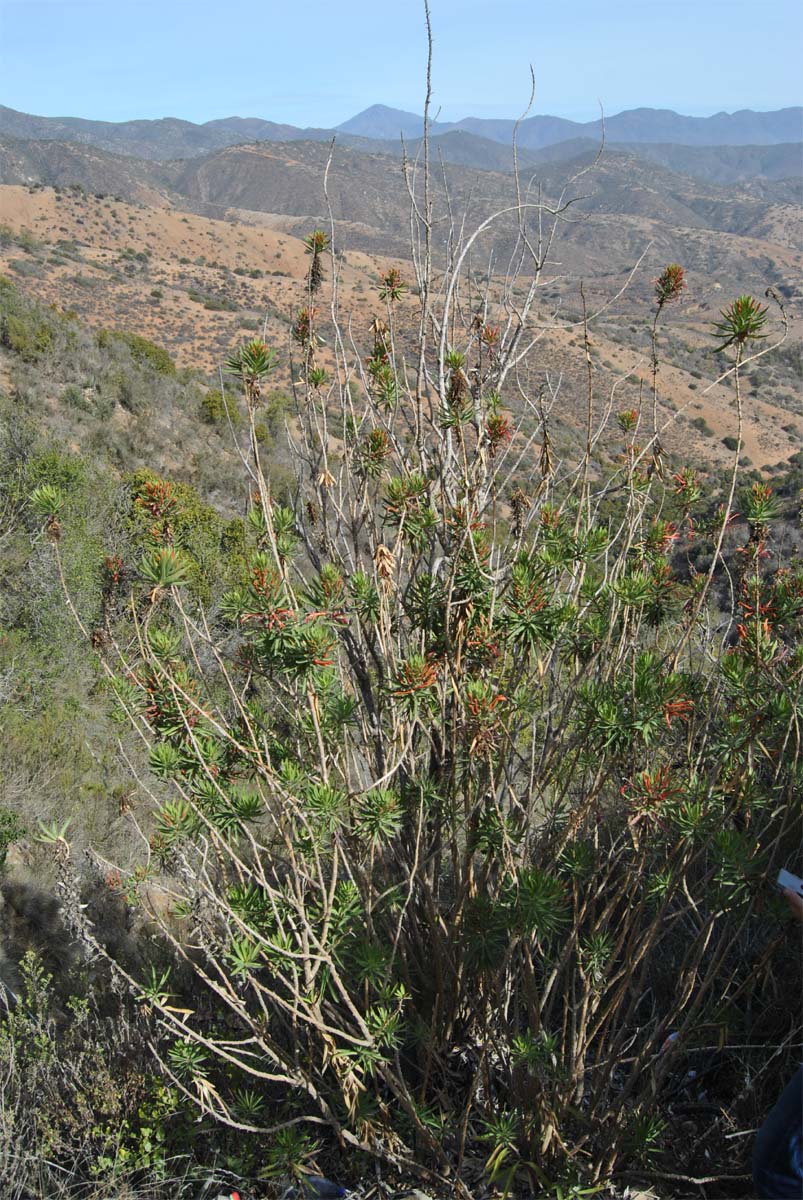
[{"xmin": 655, "ymin": 264, "xmax": 686, "ymax": 308}]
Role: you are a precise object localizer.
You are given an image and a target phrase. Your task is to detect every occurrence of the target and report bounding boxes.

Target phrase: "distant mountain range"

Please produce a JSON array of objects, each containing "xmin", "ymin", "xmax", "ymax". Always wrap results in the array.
[
  {"xmin": 337, "ymin": 104, "xmax": 803, "ymax": 149},
  {"xmin": 0, "ymin": 102, "xmax": 800, "ymax": 164},
  {"xmin": 1, "ymin": 129, "xmax": 797, "ymax": 258}
]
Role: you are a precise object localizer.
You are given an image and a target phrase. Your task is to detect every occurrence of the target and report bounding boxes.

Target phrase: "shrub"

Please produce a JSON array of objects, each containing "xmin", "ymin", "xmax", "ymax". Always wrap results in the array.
[
  {"xmin": 96, "ymin": 329, "xmax": 175, "ymax": 376},
  {"xmin": 188, "ymin": 290, "xmax": 238, "ymax": 313},
  {"xmin": 24, "ymin": 448, "xmax": 87, "ymax": 493},
  {"xmin": 62, "ymin": 383, "xmax": 91, "ymax": 412},
  {"xmin": 1, "ymin": 312, "xmax": 54, "ymax": 361},
  {"xmin": 124, "ymin": 468, "xmax": 233, "ymax": 600},
  {"xmin": 9, "ymin": 258, "xmax": 42, "ymax": 279},
  {"xmin": 0, "ymin": 807, "xmax": 25, "ymax": 867},
  {"xmin": 0, "ymin": 225, "xmax": 42, "ymax": 254},
  {"xmin": 0, "ymin": 951, "xmax": 197, "ymax": 1195},
  {"xmin": 0, "ymin": 277, "xmax": 57, "ymax": 360},
  {"xmin": 202, "ymin": 295, "xmax": 238, "ymax": 313},
  {"xmin": 36, "ymin": 150, "xmax": 798, "ymax": 1198},
  {"xmin": 199, "ymin": 387, "xmax": 241, "ymax": 428}
]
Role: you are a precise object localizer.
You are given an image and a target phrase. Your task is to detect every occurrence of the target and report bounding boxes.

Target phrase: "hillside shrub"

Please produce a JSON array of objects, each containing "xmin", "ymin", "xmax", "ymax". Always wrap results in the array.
[
  {"xmin": 188, "ymin": 289, "xmax": 239, "ymax": 313},
  {"xmin": 96, "ymin": 328, "xmax": 176, "ymax": 376},
  {"xmin": 62, "ymin": 382, "xmax": 91, "ymax": 411},
  {"xmin": 123, "ymin": 468, "xmax": 238, "ymax": 600},
  {"xmin": 0, "ymin": 951, "xmax": 196, "ymax": 1196},
  {"xmin": 0, "ymin": 224, "xmax": 43, "ymax": 254},
  {"xmin": 0, "ymin": 311, "xmax": 53, "ymax": 360},
  {"xmin": 0, "ymin": 278, "xmax": 57, "ymax": 361},
  {"xmin": 200, "ymin": 388, "xmax": 242, "ymax": 428},
  {"xmin": 28, "ymin": 144, "xmax": 800, "ymax": 1198},
  {"xmin": 0, "ymin": 807, "xmax": 26, "ymax": 867}
]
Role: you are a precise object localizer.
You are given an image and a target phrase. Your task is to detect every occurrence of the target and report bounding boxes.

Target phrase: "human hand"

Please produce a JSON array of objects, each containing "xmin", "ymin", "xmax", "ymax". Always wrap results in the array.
[{"xmin": 781, "ymin": 887, "xmax": 803, "ymax": 924}]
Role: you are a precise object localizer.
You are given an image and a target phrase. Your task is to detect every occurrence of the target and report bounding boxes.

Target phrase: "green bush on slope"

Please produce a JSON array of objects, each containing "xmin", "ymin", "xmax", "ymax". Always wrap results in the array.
[{"xmin": 25, "ymin": 261, "xmax": 801, "ymax": 1199}]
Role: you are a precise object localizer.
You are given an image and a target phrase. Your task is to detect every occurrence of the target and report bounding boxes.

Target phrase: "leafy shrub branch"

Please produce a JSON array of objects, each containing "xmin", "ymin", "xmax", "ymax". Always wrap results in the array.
[{"xmin": 34, "ymin": 138, "xmax": 801, "ymax": 1197}]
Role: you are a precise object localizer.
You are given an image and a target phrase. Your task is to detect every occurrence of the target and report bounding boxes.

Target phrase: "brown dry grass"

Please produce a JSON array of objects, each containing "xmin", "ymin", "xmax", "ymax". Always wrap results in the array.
[
  {"xmin": 1, "ymin": 183, "xmax": 799, "ymax": 470},
  {"xmin": 0, "ymin": 184, "xmax": 412, "ymax": 373}
]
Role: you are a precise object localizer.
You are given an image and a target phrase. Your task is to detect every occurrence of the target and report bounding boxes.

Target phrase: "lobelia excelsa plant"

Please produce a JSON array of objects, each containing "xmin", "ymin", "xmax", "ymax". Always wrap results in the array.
[
  {"xmin": 303, "ymin": 229, "xmax": 330, "ymax": 297},
  {"xmin": 33, "ymin": 79, "xmax": 800, "ymax": 1200},
  {"xmin": 649, "ymin": 263, "xmax": 686, "ymax": 474}
]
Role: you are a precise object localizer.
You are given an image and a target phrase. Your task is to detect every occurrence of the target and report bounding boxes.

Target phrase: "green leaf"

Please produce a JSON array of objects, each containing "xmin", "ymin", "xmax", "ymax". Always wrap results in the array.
[
  {"xmin": 168, "ymin": 1038, "xmax": 207, "ymax": 1079},
  {"xmin": 140, "ymin": 547, "xmax": 192, "ymax": 588},
  {"xmin": 711, "ymin": 294, "xmax": 768, "ymax": 352},
  {"xmin": 227, "ymin": 935, "xmax": 263, "ymax": 978},
  {"xmin": 35, "ymin": 816, "xmax": 72, "ymax": 845},
  {"xmin": 30, "ymin": 483, "xmax": 65, "ymax": 518},
  {"xmin": 225, "ymin": 338, "xmax": 277, "ymax": 381},
  {"xmin": 356, "ymin": 788, "xmax": 403, "ymax": 846},
  {"xmin": 149, "ymin": 743, "xmax": 186, "ymax": 779},
  {"xmin": 512, "ymin": 868, "xmax": 569, "ymax": 939},
  {"xmin": 147, "ymin": 626, "xmax": 183, "ymax": 660}
]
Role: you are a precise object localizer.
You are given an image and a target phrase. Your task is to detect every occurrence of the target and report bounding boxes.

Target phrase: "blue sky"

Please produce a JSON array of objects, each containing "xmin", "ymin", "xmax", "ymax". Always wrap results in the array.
[{"xmin": 0, "ymin": 0, "xmax": 800, "ymax": 126}]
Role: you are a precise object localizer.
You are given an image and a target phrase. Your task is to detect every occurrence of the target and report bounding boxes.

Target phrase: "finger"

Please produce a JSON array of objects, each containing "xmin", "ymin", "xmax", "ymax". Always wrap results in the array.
[{"xmin": 781, "ymin": 887, "xmax": 803, "ymax": 924}]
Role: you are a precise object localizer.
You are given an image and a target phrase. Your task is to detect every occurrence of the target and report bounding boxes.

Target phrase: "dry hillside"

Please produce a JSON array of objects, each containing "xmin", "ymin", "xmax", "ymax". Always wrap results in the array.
[{"xmin": 1, "ymin": 154, "xmax": 800, "ymax": 473}]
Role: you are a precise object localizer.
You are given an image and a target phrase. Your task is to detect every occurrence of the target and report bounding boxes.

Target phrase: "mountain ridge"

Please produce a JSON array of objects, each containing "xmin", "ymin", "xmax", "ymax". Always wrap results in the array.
[
  {"xmin": 1, "ymin": 102, "xmax": 799, "ymax": 163},
  {"xmin": 1, "ymin": 127, "xmax": 799, "ymax": 207}
]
